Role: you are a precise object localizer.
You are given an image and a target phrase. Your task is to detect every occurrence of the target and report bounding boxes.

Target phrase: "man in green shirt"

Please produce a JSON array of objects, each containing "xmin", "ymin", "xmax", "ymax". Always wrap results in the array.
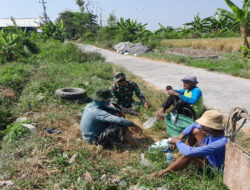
[{"xmin": 110, "ymin": 72, "xmax": 149, "ymax": 112}]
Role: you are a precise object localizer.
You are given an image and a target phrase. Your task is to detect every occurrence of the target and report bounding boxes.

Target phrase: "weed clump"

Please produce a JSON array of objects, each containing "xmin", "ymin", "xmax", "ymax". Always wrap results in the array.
[
  {"xmin": 38, "ymin": 40, "xmax": 104, "ymax": 64},
  {"xmin": 1, "ymin": 122, "xmax": 30, "ymax": 143}
]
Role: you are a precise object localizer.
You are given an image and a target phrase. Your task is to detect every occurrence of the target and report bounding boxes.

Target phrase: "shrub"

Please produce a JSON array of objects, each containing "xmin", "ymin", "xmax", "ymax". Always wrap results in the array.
[
  {"xmin": 0, "ymin": 26, "xmax": 40, "ymax": 62},
  {"xmin": 1, "ymin": 122, "xmax": 30, "ymax": 143},
  {"xmin": 39, "ymin": 40, "xmax": 104, "ymax": 64},
  {"xmin": 0, "ymin": 63, "xmax": 32, "ymax": 91},
  {"xmin": 40, "ymin": 20, "xmax": 66, "ymax": 42}
]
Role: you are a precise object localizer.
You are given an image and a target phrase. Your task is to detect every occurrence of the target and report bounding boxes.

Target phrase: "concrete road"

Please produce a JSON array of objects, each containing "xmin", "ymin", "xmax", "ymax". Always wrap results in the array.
[{"xmin": 77, "ymin": 44, "xmax": 250, "ymax": 117}]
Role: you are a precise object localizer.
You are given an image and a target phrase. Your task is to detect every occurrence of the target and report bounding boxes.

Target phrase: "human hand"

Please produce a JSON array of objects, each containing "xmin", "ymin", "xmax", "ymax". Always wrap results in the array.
[
  {"xmin": 177, "ymin": 133, "xmax": 185, "ymax": 141},
  {"xmin": 168, "ymin": 90, "xmax": 179, "ymax": 96},
  {"xmin": 146, "ymin": 172, "xmax": 160, "ymax": 179},
  {"xmin": 170, "ymin": 136, "xmax": 181, "ymax": 144},
  {"xmin": 144, "ymin": 102, "xmax": 149, "ymax": 109},
  {"xmin": 147, "ymin": 170, "xmax": 166, "ymax": 179},
  {"xmin": 109, "ymin": 104, "xmax": 115, "ymax": 107},
  {"xmin": 134, "ymin": 124, "xmax": 143, "ymax": 136}
]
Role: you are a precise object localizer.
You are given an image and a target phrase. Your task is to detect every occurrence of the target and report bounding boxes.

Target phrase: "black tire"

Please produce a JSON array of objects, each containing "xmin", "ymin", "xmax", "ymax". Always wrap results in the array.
[{"xmin": 55, "ymin": 88, "xmax": 87, "ymax": 100}]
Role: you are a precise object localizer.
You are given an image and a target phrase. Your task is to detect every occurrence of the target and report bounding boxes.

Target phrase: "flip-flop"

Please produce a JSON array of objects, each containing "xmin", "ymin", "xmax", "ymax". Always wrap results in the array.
[{"xmin": 44, "ymin": 127, "xmax": 62, "ymax": 134}]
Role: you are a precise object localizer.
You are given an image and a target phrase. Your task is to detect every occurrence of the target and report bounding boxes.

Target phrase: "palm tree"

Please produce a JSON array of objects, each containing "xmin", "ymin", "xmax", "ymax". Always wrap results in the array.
[{"xmin": 224, "ymin": 0, "xmax": 249, "ymax": 49}]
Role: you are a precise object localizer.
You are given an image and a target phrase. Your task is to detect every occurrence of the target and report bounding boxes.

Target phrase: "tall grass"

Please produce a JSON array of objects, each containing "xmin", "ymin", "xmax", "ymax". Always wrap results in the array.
[{"xmin": 161, "ymin": 37, "xmax": 250, "ymax": 52}]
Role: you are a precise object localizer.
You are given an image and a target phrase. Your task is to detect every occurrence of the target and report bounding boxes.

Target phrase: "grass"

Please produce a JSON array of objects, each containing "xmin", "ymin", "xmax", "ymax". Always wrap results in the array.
[
  {"xmin": 0, "ymin": 39, "xmax": 229, "ymax": 189},
  {"xmin": 160, "ymin": 37, "xmax": 250, "ymax": 52},
  {"xmin": 141, "ymin": 52, "xmax": 250, "ymax": 79},
  {"xmin": 0, "ymin": 62, "xmax": 36, "ymax": 129}
]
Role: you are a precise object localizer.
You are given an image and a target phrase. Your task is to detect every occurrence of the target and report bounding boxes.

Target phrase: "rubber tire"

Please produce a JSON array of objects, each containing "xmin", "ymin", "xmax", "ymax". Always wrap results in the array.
[{"xmin": 55, "ymin": 88, "xmax": 87, "ymax": 100}]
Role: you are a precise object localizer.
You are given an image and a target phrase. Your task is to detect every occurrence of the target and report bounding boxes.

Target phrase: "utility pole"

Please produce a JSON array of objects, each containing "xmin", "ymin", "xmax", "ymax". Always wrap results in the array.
[
  {"xmin": 99, "ymin": 8, "xmax": 103, "ymax": 27},
  {"xmin": 39, "ymin": 0, "xmax": 49, "ymax": 23}
]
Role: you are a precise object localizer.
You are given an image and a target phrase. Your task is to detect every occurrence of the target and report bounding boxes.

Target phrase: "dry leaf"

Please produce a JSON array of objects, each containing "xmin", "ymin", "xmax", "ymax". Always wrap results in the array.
[{"xmin": 83, "ymin": 172, "xmax": 94, "ymax": 184}]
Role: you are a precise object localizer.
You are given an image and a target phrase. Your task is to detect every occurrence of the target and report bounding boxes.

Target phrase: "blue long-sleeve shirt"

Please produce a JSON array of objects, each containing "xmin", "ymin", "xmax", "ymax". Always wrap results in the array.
[
  {"xmin": 176, "ymin": 124, "xmax": 228, "ymax": 169},
  {"xmin": 80, "ymin": 101, "xmax": 134, "ymax": 144},
  {"xmin": 175, "ymin": 87, "xmax": 202, "ymax": 104}
]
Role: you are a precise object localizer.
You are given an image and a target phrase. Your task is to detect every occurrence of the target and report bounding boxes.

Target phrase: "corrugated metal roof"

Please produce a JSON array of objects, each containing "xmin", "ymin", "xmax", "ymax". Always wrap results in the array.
[{"xmin": 0, "ymin": 18, "xmax": 42, "ymax": 27}]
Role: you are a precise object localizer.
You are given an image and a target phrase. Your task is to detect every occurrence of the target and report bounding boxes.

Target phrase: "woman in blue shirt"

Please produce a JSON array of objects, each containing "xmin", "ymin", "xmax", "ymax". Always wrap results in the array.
[{"xmin": 149, "ymin": 110, "xmax": 227, "ymax": 178}]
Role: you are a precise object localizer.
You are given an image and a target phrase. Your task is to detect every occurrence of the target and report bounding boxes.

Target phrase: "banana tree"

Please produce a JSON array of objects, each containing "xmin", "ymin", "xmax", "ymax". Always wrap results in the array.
[
  {"xmin": 184, "ymin": 13, "xmax": 210, "ymax": 38},
  {"xmin": 224, "ymin": 0, "xmax": 249, "ymax": 49},
  {"xmin": 0, "ymin": 31, "xmax": 21, "ymax": 61},
  {"xmin": 215, "ymin": 8, "xmax": 237, "ymax": 31},
  {"xmin": 116, "ymin": 17, "xmax": 147, "ymax": 42},
  {"xmin": 41, "ymin": 20, "xmax": 65, "ymax": 42}
]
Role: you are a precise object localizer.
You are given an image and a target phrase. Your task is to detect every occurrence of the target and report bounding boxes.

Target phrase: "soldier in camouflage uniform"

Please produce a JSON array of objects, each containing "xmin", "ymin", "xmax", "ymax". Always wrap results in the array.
[{"xmin": 110, "ymin": 72, "xmax": 149, "ymax": 113}]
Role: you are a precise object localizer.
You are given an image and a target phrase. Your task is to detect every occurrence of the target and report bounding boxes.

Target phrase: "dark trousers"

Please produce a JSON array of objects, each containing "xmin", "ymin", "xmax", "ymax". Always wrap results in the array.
[
  {"xmin": 162, "ymin": 95, "xmax": 196, "ymax": 119},
  {"xmin": 95, "ymin": 124, "xmax": 126, "ymax": 148}
]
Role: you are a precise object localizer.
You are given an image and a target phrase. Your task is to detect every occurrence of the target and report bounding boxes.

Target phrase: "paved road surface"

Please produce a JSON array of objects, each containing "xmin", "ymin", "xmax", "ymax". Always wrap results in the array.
[{"xmin": 77, "ymin": 44, "xmax": 250, "ymax": 118}]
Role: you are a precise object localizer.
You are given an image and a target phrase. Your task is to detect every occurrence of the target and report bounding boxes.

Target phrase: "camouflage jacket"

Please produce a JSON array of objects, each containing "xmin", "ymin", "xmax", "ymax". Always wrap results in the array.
[{"xmin": 110, "ymin": 81, "xmax": 146, "ymax": 108}]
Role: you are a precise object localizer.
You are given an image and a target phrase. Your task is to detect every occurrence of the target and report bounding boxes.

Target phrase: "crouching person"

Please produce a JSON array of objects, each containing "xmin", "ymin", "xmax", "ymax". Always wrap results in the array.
[
  {"xmin": 80, "ymin": 88, "xmax": 143, "ymax": 148},
  {"xmin": 149, "ymin": 110, "xmax": 227, "ymax": 177}
]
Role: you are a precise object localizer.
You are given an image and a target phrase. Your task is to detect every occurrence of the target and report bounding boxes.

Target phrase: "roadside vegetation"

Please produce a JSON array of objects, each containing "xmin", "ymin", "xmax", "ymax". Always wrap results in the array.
[
  {"xmin": 0, "ymin": 19, "xmax": 228, "ymax": 189},
  {"xmin": 0, "ymin": 39, "xmax": 228, "ymax": 189},
  {"xmin": 0, "ymin": 0, "xmax": 248, "ymax": 189}
]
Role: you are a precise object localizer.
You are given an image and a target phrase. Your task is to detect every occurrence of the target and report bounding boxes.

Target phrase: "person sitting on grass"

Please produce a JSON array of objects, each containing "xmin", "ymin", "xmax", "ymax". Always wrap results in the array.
[
  {"xmin": 80, "ymin": 88, "xmax": 143, "ymax": 148},
  {"xmin": 110, "ymin": 72, "xmax": 149, "ymax": 113},
  {"xmin": 155, "ymin": 75, "xmax": 203, "ymax": 119},
  {"xmin": 149, "ymin": 110, "xmax": 227, "ymax": 178}
]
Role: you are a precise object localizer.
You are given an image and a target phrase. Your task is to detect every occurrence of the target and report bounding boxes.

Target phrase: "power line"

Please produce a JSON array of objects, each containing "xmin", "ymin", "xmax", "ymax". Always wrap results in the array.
[{"xmin": 39, "ymin": 0, "xmax": 49, "ymax": 23}]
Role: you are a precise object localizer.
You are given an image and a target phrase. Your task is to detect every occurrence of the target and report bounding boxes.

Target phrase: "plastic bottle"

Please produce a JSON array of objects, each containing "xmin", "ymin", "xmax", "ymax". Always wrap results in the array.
[
  {"xmin": 119, "ymin": 180, "xmax": 127, "ymax": 187},
  {"xmin": 166, "ymin": 150, "xmax": 174, "ymax": 164},
  {"xmin": 140, "ymin": 153, "xmax": 151, "ymax": 166},
  {"xmin": 170, "ymin": 112, "xmax": 177, "ymax": 124},
  {"xmin": 143, "ymin": 117, "xmax": 156, "ymax": 129}
]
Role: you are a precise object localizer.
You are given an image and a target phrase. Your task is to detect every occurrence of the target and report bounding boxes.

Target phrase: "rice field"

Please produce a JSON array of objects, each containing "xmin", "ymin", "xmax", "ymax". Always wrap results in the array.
[{"xmin": 161, "ymin": 37, "xmax": 250, "ymax": 52}]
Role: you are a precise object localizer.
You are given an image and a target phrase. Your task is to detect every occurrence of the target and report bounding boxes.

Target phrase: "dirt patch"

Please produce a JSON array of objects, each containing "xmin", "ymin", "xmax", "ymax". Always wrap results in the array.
[
  {"xmin": 164, "ymin": 48, "xmax": 219, "ymax": 58},
  {"xmin": 0, "ymin": 86, "xmax": 17, "ymax": 99}
]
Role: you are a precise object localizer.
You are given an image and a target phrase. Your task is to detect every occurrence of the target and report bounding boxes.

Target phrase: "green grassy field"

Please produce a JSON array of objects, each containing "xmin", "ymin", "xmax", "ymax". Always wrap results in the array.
[{"xmin": 0, "ymin": 40, "xmax": 228, "ymax": 189}]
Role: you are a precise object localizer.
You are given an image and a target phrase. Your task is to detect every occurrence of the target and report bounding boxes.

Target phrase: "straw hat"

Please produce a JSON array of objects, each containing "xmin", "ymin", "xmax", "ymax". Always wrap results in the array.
[{"xmin": 196, "ymin": 110, "xmax": 224, "ymax": 130}]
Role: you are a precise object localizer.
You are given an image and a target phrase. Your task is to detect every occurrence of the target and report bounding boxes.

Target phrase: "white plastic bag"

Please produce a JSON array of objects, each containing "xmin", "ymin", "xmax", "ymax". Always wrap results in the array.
[{"xmin": 149, "ymin": 138, "xmax": 172, "ymax": 152}]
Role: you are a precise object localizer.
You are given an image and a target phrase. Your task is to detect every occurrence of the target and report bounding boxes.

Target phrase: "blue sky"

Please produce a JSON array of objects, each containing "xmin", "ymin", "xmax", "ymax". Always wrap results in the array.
[{"xmin": 0, "ymin": 0, "xmax": 243, "ymax": 31}]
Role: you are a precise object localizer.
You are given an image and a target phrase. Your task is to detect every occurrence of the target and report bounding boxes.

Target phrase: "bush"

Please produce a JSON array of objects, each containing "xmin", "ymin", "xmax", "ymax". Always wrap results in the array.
[
  {"xmin": 0, "ymin": 63, "xmax": 32, "ymax": 91},
  {"xmin": 0, "ymin": 109, "xmax": 14, "ymax": 130},
  {"xmin": 1, "ymin": 122, "xmax": 30, "ymax": 143},
  {"xmin": 40, "ymin": 20, "xmax": 66, "ymax": 42},
  {"xmin": 38, "ymin": 40, "xmax": 104, "ymax": 64},
  {"xmin": 0, "ymin": 27, "xmax": 40, "ymax": 62}
]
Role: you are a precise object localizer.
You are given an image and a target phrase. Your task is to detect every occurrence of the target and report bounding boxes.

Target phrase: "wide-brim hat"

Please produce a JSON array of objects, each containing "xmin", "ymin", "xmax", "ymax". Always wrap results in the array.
[
  {"xmin": 181, "ymin": 75, "xmax": 199, "ymax": 84},
  {"xmin": 92, "ymin": 88, "xmax": 112, "ymax": 102},
  {"xmin": 114, "ymin": 72, "xmax": 126, "ymax": 82},
  {"xmin": 196, "ymin": 110, "xmax": 224, "ymax": 130}
]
